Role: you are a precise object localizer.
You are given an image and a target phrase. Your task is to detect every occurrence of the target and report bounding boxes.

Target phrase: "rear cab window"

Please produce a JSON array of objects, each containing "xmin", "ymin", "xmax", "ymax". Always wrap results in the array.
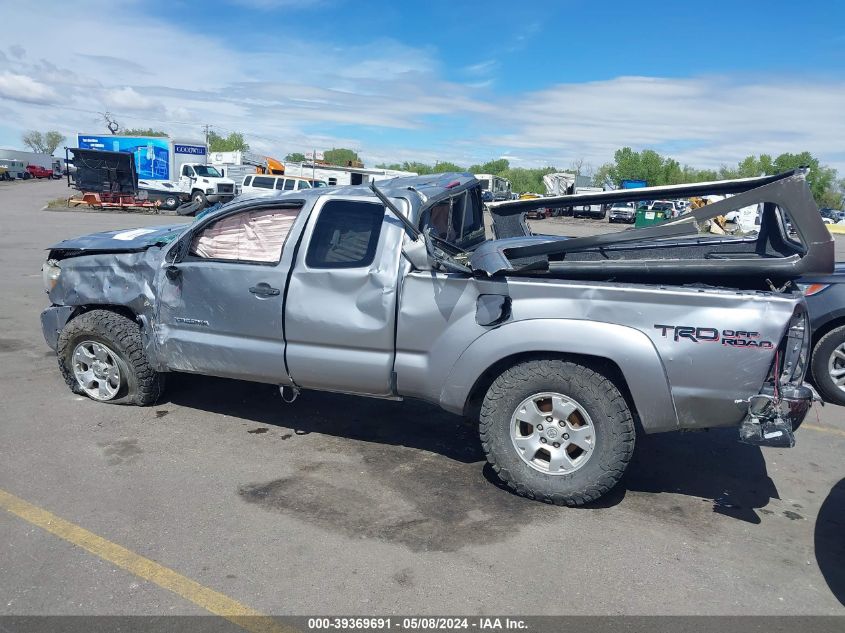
[{"xmin": 306, "ymin": 200, "xmax": 384, "ymax": 268}]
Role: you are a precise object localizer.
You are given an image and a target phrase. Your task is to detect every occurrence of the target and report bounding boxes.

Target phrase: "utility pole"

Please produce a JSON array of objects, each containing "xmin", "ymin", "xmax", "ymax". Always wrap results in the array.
[{"xmin": 202, "ymin": 124, "xmax": 211, "ymax": 164}]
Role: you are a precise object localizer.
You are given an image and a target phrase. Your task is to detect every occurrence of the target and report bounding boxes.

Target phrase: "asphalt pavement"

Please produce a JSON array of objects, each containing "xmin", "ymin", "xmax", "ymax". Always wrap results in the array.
[{"xmin": 0, "ymin": 178, "xmax": 843, "ymax": 618}]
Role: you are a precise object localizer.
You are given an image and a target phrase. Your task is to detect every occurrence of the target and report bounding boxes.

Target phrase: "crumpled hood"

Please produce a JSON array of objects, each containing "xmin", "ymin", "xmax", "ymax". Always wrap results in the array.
[{"xmin": 49, "ymin": 224, "xmax": 186, "ymax": 253}]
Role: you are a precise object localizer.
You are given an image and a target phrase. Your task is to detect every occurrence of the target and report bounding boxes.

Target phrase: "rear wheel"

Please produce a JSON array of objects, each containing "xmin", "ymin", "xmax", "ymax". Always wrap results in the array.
[
  {"xmin": 57, "ymin": 310, "xmax": 164, "ymax": 406},
  {"xmin": 480, "ymin": 359, "xmax": 635, "ymax": 506},
  {"xmin": 163, "ymin": 195, "xmax": 180, "ymax": 210},
  {"xmin": 811, "ymin": 325, "xmax": 845, "ymax": 406}
]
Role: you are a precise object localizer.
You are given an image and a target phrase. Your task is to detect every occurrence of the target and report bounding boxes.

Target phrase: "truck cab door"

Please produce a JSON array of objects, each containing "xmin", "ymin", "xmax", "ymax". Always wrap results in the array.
[
  {"xmin": 156, "ymin": 201, "xmax": 304, "ymax": 384},
  {"xmin": 179, "ymin": 165, "xmax": 195, "ymax": 191},
  {"xmin": 283, "ymin": 197, "xmax": 404, "ymax": 396}
]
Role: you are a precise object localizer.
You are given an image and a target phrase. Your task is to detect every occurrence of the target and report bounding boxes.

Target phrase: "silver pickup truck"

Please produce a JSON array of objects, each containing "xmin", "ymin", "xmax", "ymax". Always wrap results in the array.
[{"xmin": 40, "ymin": 170, "xmax": 832, "ymax": 505}]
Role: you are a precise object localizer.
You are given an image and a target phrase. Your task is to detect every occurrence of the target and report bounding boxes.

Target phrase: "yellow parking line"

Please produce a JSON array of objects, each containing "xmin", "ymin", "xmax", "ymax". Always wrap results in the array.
[
  {"xmin": 802, "ymin": 423, "xmax": 845, "ymax": 438},
  {"xmin": 0, "ymin": 488, "xmax": 295, "ymax": 633}
]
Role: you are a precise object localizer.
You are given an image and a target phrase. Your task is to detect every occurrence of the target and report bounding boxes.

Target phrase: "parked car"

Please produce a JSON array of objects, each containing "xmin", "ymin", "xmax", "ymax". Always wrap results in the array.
[
  {"xmin": 649, "ymin": 201, "xmax": 676, "ymax": 216},
  {"xmin": 241, "ymin": 174, "xmax": 313, "ymax": 194},
  {"xmin": 26, "ymin": 164, "xmax": 56, "ymax": 179},
  {"xmin": 0, "ymin": 166, "xmax": 8, "ymax": 181},
  {"xmin": 518, "ymin": 193, "xmax": 548, "ymax": 219},
  {"xmin": 820, "ymin": 208, "xmax": 845, "ymax": 224},
  {"xmin": 40, "ymin": 171, "xmax": 827, "ymax": 506},
  {"xmin": 799, "ymin": 263, "xmax": 845, "ymax": 405},
  {"xmin": 608, "ymin": 202, "xmax": 636, "ymax": 223},
  {"xmin": 481, "ymin": 190, "xmax": 494, "ymax": 203}
]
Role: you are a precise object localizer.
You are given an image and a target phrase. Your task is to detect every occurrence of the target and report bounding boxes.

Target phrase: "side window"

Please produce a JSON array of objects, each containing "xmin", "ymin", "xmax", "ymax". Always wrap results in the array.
[
  {"xmin": 190, "ymin": 206, "xmax": 301, "ymax": 264},
  {"xmin": 252, "ymin": 176, "xmax": 274, "ymax": 189},
  {"xmin": 424, "ymin": 190, "xmax": 483, "ymax": 247},
  {"xmin": 296, "ymin": 180, "xmax": 311, "ymax": 189},
  {"xmin": 305, "ymin": 201, "xmax": 384, "ymax": 269},
  {"xmin": 243, "ymin": 175, "xmax": 252, "ymax": 186},
  {"xmin": 182, "ymin": 165, "xmax": 194, "ymax": 177},
  {"xmin": 461, "ymin": 188, "xmax": 483, "ymax": 235},
  {"xmin": 283, "ymin": 179, "xmax": 296, "ymax": 190},
  {"xmin": 275, "ymin": 178, "xmax": 285, "ymax": 190}
]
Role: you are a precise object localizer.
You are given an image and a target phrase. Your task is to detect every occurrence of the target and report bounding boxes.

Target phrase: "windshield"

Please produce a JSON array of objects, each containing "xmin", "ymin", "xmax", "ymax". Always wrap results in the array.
[{"xmin": 193, "ymin": 165, "xmax": 222, "ymax": 178}]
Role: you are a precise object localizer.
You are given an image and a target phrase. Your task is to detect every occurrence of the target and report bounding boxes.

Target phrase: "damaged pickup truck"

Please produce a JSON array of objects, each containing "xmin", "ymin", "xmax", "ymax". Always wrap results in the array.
[{"xmin": 40, "ymin": 170, "xmax": 832, "ymax": 505}]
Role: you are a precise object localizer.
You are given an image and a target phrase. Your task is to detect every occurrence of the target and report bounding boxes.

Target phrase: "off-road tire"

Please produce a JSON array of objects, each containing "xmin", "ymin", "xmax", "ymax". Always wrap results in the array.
[
  {"xmin": 57, "ymin": 309, "xmax": 164, "ymax": 406},
  {"xmin": 811, "ymin": 325, "xmax": 845, "ymax": 406},
  {"xmin": 480, "ymin": 359, "xmax": 635, "ymax": 506}
]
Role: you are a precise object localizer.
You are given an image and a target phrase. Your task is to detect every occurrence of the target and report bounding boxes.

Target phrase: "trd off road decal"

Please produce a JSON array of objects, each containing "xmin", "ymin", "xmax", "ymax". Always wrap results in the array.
[{"xmin": 654, "ymin": 325, "xmax": 774, "ymax": 349}]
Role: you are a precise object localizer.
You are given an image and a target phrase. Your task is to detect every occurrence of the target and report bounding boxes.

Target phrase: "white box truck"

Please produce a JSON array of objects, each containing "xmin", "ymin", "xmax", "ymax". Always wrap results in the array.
[{"xmin": 76, "ymin": 135, "xmax": 235, "ymax": 208}]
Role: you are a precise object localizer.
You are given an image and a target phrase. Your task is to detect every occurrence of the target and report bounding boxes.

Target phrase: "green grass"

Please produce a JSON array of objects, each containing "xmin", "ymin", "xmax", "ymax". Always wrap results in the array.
[{"xmin": 45, "ymin": 197, "xmax": 69, "ymax": 209}]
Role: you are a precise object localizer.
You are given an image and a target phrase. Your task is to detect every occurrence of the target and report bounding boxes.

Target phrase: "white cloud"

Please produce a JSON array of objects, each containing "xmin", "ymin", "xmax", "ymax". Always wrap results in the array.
[
  {"xmin": 104, "ymin": 87, "xmax": 158, "ymax": 111},
  {"xmin": 0, "ymin": 1, "xmax": 842, "ymax": 176},
  {"xmin": 0, "ymin": 72, "xmax": 60, "ymax": 105},
  {"xmin": 482, "ymin": 75, "xmax": 845, "ymax": 173}
]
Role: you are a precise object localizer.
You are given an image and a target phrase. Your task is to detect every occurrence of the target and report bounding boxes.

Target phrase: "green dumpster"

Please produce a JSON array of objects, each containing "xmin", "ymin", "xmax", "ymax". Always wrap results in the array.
[{"xmin": 634, "ymin": 205, "xmax": 667, "ymax": 228}]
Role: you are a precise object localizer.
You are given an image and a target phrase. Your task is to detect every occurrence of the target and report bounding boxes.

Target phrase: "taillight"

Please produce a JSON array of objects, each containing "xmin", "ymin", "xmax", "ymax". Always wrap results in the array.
[{"xmin": 779, "ymin": 308, "xmax": 811, "ymax": 384}]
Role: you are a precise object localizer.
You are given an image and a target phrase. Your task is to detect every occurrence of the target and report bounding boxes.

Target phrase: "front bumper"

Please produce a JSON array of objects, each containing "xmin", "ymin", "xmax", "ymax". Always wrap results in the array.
[
  {"xmin": 40, "ymin": 305, "xmax": 75, "ymax": 351},
  {"xmin": 206, "ymin": 193, "xmax": 235, "ymax": 204}
]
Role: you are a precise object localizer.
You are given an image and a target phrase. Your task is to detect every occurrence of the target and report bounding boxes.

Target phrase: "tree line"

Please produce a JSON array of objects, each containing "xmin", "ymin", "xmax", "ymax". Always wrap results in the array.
[
  {"xmin": 378, "ymin": 149, "xmax": 844, "ymax": 208},
  {"xmin": 20, "ymin": 125, "xmax": 843, "ymax": 207}
]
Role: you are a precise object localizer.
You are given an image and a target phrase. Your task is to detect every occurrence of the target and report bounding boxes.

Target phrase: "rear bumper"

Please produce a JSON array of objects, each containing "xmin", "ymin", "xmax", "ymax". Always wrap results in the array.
[{"xmin": 737, "ymin": 382, "xmax": 816, "ymax": 447}]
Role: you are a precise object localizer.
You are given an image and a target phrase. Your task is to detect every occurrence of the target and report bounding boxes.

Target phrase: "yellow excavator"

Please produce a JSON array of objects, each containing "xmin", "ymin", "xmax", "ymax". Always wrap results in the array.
[{"xmin": 256, "ymin": 156, "xmax": 285, "ymax": 175}]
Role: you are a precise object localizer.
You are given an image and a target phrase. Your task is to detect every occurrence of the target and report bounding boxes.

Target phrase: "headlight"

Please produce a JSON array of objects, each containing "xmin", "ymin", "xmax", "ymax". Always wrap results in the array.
[
  {"xmin": 41, "ymin": 259, "xmax": 61, "ymax": 292},
  {"xmin": 206, "ymin": 187, "xmax": 214, "ymax": 194},
  {"xmin": 797, "ymin": 283, "xmax": 830, "ymax": 296}
]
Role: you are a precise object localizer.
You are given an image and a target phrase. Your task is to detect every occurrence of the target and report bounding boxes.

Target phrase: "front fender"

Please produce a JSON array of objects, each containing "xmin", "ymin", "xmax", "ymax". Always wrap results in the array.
[{"xmin": 439, "ymin": 318, "xmax": 679, "ymax": 433}]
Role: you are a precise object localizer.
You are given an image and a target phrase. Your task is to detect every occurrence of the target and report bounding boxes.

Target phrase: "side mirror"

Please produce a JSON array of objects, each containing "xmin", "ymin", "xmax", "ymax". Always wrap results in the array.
[
  {"xmin": 401, "ymin": 237, "xmax": 432, "ymax": 270},
  {"xmin": 165, "ymin": 265, "xmax": 181, "ymax": 281}
]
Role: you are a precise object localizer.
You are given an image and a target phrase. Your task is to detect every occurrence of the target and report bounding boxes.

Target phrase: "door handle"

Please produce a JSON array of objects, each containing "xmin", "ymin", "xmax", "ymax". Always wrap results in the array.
[{"xmin": 249, "ymin": 283, "xmax": 280, "ymax": 297}]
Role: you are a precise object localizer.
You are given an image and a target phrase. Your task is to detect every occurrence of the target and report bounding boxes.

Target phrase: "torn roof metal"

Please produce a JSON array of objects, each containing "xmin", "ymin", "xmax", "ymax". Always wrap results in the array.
[
  {"xmin": 488, "ymin": 170, "xmax": 800, "ymax": 215},
  {"xmin": 476, "ymin": 170, "xmax": 834, "ymax": 279}
]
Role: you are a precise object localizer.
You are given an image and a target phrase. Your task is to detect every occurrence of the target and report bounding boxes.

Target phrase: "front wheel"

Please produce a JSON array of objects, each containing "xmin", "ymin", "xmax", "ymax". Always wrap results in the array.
[
  {"xmin": 191, "ymin": 190, "xmax": 208, "ymax": 208},
  {"xmin": 480, "ymin": 359, "xmax": 635, "ymax": 506},
  {"xmin": 811, "ymin": 325, "xmax": 845, "ymax": 406},
  {"xmin": 57, "ymin": 310, "xmax": 164, "ymax": 406}
]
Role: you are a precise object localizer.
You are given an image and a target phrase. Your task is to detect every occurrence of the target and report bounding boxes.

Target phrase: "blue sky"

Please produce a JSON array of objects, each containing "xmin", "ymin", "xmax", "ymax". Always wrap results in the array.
[{"xmin": 1, "ymin": 0, "xmax": 844, "ymax": 172}]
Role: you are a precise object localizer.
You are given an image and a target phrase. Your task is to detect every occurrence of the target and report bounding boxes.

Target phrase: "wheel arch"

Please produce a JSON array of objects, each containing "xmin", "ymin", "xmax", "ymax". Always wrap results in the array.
[
  {"xmin": 439, "ymin": 318, "xmax": 679, "ymax": 433},
  {"xmin": 59, "ymin": 304, "xmax": 157, "ymax": 365},
  {"xmin": 811, "ymin": 313, "xmax": 845, "ymax": 350},
  {"xmin": 69, "ymin": 303, "xmax": 137, "ymax": 322}
]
